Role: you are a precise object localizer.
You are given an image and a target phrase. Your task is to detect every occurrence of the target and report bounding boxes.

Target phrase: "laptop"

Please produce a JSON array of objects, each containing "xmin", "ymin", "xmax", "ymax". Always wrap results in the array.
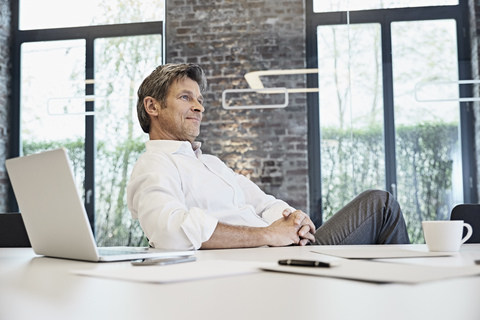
[{"xmin": 5, "ymin": 148, "xmax": 194, "ymax": 262}]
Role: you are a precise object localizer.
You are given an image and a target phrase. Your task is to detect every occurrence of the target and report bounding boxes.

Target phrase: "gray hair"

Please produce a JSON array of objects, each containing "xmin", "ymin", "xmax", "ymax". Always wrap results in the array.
[{"xmin": 136, "ymin": 63, "xmax": 207, "ymax": 133}]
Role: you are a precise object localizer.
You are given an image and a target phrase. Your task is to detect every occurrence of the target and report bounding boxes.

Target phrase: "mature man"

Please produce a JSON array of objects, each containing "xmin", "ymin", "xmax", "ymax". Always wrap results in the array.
[{"xmin": 127, "ymin": 63, "xmax": 410, "ymax": 250}]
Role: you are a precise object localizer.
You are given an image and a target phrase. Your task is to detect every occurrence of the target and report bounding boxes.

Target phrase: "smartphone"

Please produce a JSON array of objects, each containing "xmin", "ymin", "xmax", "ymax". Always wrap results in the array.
[{"xmin": 131, "ymin": 256, "xmax": 196, "ymax": 266}]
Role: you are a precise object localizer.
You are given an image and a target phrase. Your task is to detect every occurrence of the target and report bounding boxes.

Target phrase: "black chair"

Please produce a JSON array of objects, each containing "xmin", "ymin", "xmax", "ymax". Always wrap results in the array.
[
  {"xmin": 0, "ymin": 213, "xmax": 31, "ymax": 247},
  {"xmin": 450, "ymin": 204, "xmax": 480, "ymax": 243}
]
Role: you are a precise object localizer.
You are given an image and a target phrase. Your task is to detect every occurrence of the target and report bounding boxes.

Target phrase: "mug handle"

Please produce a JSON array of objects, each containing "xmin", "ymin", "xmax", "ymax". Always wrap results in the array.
[{"xmin": 461, "ymin": 223, "xmax": 473, "ymax": 244}]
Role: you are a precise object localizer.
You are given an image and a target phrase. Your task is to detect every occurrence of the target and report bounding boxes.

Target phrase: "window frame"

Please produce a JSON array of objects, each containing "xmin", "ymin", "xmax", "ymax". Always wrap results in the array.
[
  {"xmin": 305, "ymin": 0, "xmax": 478, "ymax": 225},
  {"xmin": 9, "ymin": 0, "xmax": 165, "ymax": 235}
]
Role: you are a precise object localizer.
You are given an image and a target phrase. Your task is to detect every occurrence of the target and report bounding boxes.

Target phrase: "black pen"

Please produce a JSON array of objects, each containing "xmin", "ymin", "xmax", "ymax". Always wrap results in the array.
[{"xmin": 278, "ymin": 259, "xmax": 336, "ymax": 268}]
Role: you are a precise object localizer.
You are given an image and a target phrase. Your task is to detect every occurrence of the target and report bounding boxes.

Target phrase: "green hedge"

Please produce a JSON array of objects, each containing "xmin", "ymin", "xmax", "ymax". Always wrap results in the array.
[{"xmin": 321, "ymin": 122, "xmax": 459, "ymax": 243}]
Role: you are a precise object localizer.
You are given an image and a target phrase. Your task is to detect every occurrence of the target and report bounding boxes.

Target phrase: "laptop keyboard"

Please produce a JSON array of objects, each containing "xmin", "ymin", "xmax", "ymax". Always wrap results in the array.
[{"xmin": 98, "ymin": 248, "xmax": 149, "ymax": 256}]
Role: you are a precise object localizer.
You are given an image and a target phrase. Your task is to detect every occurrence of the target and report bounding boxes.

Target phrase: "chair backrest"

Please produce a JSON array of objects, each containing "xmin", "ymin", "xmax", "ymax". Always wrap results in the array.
[
  {"xmin": 450, "ymin": 204, "xmax": 480, "ymax": 243},
  {"xmin": 0, "ymin": 213, "xmax": 31, "ymax": 247}
]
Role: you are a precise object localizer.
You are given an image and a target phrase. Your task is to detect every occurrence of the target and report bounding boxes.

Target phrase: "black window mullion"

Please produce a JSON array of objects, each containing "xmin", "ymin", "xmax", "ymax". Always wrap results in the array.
[
  {"xmin": 310, "ymin": 5, "xmax": 462, "ymax": 25},
  {"xmin": 85, "ymin": 37, "xmax": 95, "ymax": 234},
  {"xmin": 305, "ymin": 0, "xmax": 323, "ymax": 225},
  {"xmin": 15, "ymin": 21, "xmax": 164, "ymax": 43},
  {"xmin": 380, "ymin": 21, "xmax": 398, "ymax": 197},
  {"xmin": 8, "ymin": 0, "xmax": 21, "ymax": 213},
  {"xmin": 457, "ymin": 0, "xmax": 478, "ymax": 203}
]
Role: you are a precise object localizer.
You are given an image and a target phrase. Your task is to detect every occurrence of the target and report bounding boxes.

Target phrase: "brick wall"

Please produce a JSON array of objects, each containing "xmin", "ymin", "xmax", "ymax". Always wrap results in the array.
[
  {"xmin": 469, "ymin": 0, "xmax": 480, "ymax": 202},
  {"xmin": 166, "ymin": 0, "xmax": 309, "ymax": 211},
  {"xmin": 0, "ymin": 0, "xmax": 11, "ymax": 213}
]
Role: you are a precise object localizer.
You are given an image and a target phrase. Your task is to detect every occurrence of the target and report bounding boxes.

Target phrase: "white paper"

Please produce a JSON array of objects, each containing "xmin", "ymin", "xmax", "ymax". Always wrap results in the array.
[
  {"xmin": 311, "ymin": 245, "xmax": 455, "ymax": 259},
  {"xmin": 261, "ymin": 259, "xmax": 480, "ymax": 284},
  {"xmin": 72, "ymin": 260, "xmax": 260, "ymax": 284}
]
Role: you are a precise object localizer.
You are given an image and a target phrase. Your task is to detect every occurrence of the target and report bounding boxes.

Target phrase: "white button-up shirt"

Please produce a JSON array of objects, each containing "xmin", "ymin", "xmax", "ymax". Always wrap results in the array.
[{"xmin": 127, "ymin": 140, "xmax": 292, "ymax": 250}]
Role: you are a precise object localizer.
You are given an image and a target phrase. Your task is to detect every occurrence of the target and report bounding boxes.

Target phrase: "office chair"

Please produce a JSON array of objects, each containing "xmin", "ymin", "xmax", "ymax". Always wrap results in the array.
[
  {"xmin": 0, "ymin": 213, "xmax": 31, "ymax": 247},
  {"xmin": 450, "ymin": 204, "xmax": 480, "ymax": 243}
]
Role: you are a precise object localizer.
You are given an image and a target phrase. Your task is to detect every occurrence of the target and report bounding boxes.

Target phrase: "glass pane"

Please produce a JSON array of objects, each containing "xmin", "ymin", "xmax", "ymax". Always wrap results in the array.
[
  {"xmin": 20, "ymin": 40, "xmax": 86, "ymax": 188},
  {"xmin": 93, "ymin": 35, "xmax": 163, "ymax": 246},
  {"xmin": 19, "ymin": 0, "xmax": 165, "ymax": 30},
  {"xmin": 318, "ymin": 23, "xmax": 385, "ymax": 221},
  {"xmin": 314, "ymin": 0, "xmax": 458, "ymax": 13},
  {"xmin": 391, "ymin": 19, "xmax": 462, "ymax": 243}
]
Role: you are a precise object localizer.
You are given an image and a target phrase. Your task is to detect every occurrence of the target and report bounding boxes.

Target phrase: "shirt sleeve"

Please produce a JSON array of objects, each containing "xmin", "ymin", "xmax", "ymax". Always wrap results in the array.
[
  {"xmin": 127, "ymin": 153, "xmax": 218, "ymax": 250},
  {"xmin": 234, "ymin": 172, "xmax": 294, "ymax": 224}
]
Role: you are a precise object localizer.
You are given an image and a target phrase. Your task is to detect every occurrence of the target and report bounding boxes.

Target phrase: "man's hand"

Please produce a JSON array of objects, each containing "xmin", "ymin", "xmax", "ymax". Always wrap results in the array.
[
  {"xmin": 282, "ymin": 209, "xmax": 316, "ymax": 245},
  {"xmin": 266, "ymin": 209, "xmax": 316, "ymax": 246}
]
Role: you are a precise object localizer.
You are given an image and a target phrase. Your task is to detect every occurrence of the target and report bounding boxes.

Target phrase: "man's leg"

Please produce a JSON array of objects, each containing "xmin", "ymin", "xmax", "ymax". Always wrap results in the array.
[{"xmin": 314, "ymin": 189, "xmax": 410, "ymax": 245}]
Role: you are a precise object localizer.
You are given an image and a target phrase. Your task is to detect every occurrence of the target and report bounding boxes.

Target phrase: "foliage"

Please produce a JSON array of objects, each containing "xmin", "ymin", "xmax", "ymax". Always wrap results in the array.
[
  {"xmin": 321, "ymin": 122, "xmax": 459, "ymax": 243},
  {"xmin": 396, "ymin": 123, "xmax": 458, "ymax": 243},
  {"xmin": 94, "ymin": 137, "xmax": 148, "ymax": 246}
]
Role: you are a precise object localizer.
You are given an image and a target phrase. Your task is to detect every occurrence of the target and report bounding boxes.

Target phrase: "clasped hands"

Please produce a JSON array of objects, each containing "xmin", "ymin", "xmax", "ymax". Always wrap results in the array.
[{"xmin": 268, "ymin": 208, "xmax": 316, "ymax": 246}]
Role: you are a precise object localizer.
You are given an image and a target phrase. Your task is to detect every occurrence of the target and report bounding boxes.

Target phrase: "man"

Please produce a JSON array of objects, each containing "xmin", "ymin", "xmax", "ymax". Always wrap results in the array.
[{"xmin": 127, "ymin": 63, "xmax": 410, "ymax": 250}]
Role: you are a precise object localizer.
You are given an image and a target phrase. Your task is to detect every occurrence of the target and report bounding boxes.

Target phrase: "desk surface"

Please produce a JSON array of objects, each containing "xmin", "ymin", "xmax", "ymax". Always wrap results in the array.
[{"xmin": 1, "ymin": 244, "xmax": 480, "ymax": 320}]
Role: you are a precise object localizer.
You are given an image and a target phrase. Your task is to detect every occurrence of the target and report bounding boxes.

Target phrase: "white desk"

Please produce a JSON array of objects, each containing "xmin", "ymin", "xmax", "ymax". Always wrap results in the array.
[{"xmin": 1, "ymin": 244, "xmax": 480, "ymax": 320}]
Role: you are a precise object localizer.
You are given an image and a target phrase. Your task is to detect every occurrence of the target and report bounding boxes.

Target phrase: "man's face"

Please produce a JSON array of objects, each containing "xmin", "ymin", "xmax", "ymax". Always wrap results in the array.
[{"xmin": 151, "ymin": 77, "xmax": 204, "ymax": 143}]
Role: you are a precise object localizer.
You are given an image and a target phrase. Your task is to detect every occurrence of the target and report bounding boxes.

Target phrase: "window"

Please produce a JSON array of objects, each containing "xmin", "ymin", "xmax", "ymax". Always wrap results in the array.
[
  {"xmin": 93, "ymin": 35, "xmax": 162, "ymax": 246},
  {"xmin": 391, "ymin": 19, "xmax": 463, "ymax": 241},
  {"xmin": 307, "ymin": 0, "xmax": 477, "ymax": 243},
  {"xmin": 317, "ymin": 23, "xmax": 385, "ymax": 216},
  {"xmin": 19, "ymin": 0, "xmax": 164, "ymax": 30},
  {"xmin": 12, "ymin": 0, "xmax": 165, "ymax": 246}
]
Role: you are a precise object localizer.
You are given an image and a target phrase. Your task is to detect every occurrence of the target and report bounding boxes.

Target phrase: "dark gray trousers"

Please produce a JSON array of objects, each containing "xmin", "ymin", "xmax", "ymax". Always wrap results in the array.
[{"xmin": 314, "ymin": 190, "xmax": 410, "ymax": 245}]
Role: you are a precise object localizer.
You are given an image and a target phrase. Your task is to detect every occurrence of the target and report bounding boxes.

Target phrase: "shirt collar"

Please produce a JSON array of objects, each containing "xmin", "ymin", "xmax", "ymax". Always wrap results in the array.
[{"xmin": 146, "ymin": 140, "xmax": 202, "ymax": 156}]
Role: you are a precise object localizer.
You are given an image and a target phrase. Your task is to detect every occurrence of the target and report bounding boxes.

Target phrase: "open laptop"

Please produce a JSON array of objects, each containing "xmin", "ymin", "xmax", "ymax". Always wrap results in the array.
[{"xmin": 5, "ymin": 148, "xmax": 194, "ymax": 262}]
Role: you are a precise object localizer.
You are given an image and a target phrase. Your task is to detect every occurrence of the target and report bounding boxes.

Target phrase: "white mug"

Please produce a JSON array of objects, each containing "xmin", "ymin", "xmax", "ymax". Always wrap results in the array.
[{"xmin": 422, "ymin": 220, "xmax": 473, "ymax": 252}]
